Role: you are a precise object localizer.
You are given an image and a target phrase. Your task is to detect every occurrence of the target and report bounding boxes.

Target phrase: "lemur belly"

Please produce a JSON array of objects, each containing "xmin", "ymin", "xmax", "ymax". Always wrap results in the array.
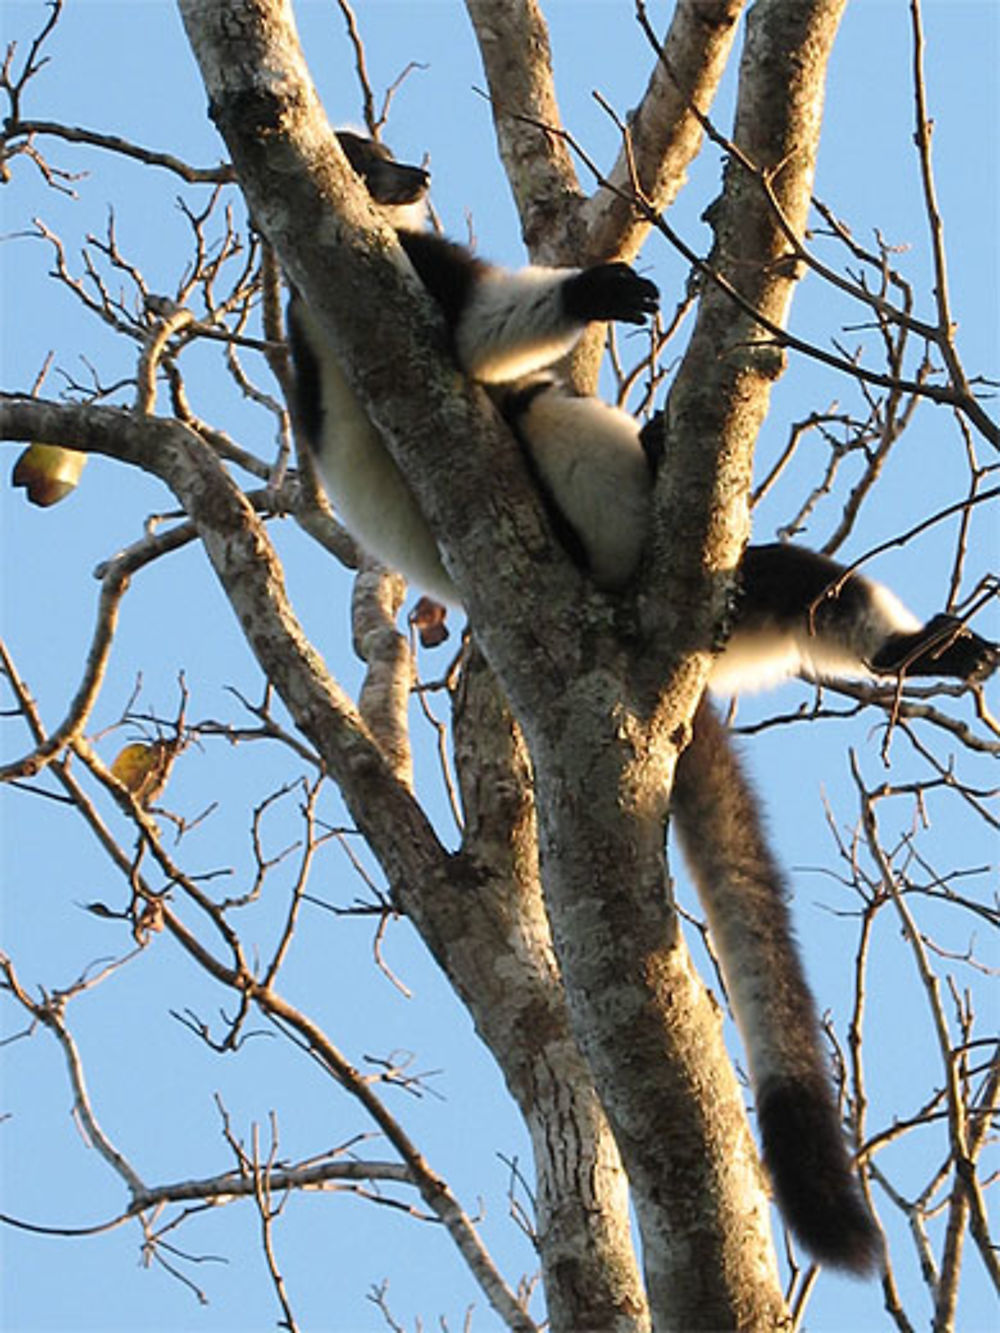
[{"xmin": 306, "ymin": 325, "xmax": 456, "ymax": 603}]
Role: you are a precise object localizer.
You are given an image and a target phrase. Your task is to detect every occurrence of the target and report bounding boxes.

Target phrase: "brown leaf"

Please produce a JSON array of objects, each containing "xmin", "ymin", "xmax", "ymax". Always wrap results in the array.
[
  {"xmin": 134, "ymin": 898, "xmax": 165, "ymax": 940},
  {"xmin": 411, "ymin": 595, "xmax": 450, "ymax": 648}
]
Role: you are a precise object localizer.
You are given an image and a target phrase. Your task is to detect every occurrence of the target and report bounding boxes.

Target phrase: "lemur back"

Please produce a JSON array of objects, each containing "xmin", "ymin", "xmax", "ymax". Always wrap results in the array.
[{"xmin": 285, "ymin": 131, "xmax": 996, "ymax": 1276}]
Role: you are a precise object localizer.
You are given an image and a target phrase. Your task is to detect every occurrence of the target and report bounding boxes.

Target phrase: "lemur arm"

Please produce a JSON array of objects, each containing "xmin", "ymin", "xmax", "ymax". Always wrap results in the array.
[{"xmin": 397, "ymin": 231, "xmax": 658, "ymax": 384}]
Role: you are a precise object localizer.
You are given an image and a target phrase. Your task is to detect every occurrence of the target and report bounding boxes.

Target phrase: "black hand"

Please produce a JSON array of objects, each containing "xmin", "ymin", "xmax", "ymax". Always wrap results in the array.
[{"xmin": 563, "ymin": 262, "xmax": 659, "ymax": 325}]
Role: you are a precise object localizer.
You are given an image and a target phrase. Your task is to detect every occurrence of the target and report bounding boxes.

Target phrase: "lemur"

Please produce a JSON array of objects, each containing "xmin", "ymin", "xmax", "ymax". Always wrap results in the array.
[{"xmin": 286, "ymin": 130, "xmax": 998, "ymax": 1274}]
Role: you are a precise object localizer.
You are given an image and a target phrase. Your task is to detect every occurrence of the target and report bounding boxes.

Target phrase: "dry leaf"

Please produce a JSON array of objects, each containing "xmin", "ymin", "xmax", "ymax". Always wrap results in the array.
[{"xmin": 411, "ymin": 595, "xmax": 450, "ymax": 648}]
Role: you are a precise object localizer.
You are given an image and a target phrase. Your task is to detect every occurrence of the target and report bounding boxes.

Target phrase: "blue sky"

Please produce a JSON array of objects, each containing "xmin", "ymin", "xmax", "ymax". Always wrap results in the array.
[{"xmin": 1, "ymin": 2, "xmax": 997, "ymax": 1330}]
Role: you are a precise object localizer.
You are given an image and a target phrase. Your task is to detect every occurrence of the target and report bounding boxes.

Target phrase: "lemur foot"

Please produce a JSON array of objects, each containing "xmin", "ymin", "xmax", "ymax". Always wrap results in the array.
[
  {"xmin": 563, "ymin": 262, "xmax": 659, "ymax": 325},
  {"xmin": 872, "ymin": 613, "xmax": 999, "ymax": 682}
]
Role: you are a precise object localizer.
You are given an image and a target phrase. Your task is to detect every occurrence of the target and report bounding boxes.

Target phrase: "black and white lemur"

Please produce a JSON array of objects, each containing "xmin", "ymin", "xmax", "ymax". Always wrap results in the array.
[{"xmin": 287, "ymin": 131, "xmax": 998, "ymax": 1274}]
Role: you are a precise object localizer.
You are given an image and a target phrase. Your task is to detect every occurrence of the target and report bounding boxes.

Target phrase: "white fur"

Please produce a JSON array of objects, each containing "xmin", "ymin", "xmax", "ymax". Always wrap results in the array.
[
  {"xmin": 294, "ymin": 302, "xmax": 456, "ymax": 603},
  {"xmin": 381, "ymin": 198, "xmax": 431, "ymax": 233},
  {"xmin": 862, "ymin": 580, "xmax": 923, "ymax": 637},
  {"xmin": 456, "ymin": 268, "xmax": 585, "ymax": 383},
  {"xmin": 708, "ymin": 630, "xmax": 811, "ymax": 695}
]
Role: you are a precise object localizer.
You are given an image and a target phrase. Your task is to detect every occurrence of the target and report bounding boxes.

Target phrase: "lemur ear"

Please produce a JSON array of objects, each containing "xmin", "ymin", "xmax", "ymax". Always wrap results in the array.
[{"xmin": 638, "ymin": 410, "xmax": 666, "ymax": 475}]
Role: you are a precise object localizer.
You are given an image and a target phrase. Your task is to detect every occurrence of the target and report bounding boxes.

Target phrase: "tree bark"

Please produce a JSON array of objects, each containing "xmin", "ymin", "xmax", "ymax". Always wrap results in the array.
[{"xmin": 169, "ymin": 0, "xmax": 843, "ymax": 1325}]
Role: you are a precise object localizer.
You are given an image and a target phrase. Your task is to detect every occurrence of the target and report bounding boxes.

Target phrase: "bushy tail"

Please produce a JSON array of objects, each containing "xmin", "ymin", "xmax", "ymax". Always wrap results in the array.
[{"xmin": 672, "ymin": 698, "xmax": 881, "ymax": 1273}]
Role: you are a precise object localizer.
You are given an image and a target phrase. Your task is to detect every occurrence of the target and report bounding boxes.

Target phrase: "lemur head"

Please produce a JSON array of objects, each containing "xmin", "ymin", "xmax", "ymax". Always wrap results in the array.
[{"xmin": 335, "ymin": 130, "xmax": 429, "ymax": 231}]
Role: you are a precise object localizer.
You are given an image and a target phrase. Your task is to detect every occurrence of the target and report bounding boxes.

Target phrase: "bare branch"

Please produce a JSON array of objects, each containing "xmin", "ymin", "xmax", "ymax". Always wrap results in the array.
[
  {"xmin": 0, "ymin": 953, "xmax": 148, "ymax": 1198},
  {"xmin": 4, "ymin": 119, "xmax": 233, "ymax": 183}
]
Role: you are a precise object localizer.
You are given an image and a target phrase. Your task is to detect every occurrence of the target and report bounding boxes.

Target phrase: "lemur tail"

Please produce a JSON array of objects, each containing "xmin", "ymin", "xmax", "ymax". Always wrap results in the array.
[{"xmin": 672, "ymin": 698, "xmax": 882, "ymax": 1273}]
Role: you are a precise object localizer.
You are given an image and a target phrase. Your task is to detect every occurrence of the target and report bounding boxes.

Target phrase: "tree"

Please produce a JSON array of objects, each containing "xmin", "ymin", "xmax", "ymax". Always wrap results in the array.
[{"xmin": 1, "ymin": 2, "xmax": 996, "ymax": 1330}]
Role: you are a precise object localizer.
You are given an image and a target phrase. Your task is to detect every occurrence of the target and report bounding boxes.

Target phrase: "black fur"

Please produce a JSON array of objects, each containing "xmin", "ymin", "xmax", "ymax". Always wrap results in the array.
[
  {"xmin": 286, "ymin": 300, "xmax": 324, "ymax": 446},
  {"xmin": 758, "ymin": 1079, "xmax": 882, "ymax": 1273},
  {"xmin": 638, "ymin": 410, "xmax": 666, "ymax": 475},
  {"xmin": 501, "ymin": 379, "xmax": 593, "ymax": 573},
  {"xmin": 738, "ymin": 544, "xmax": 872, "ymax": 628}
]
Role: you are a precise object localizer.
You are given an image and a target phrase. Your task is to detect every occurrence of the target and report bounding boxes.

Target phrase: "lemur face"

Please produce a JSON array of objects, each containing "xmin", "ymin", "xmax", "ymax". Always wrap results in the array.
[{"xmin": 334, "ymin": 130, "xmax": 429, "ymax": 210}]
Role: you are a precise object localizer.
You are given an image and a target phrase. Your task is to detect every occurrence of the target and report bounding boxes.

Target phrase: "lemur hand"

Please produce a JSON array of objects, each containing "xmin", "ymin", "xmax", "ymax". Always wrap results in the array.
[{"xmin": 563, "ymin": 263, "xmax": 659, "ymax": 325}]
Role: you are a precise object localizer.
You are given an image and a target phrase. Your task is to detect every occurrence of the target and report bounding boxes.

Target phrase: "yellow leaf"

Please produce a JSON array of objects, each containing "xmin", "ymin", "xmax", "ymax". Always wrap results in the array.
[
  {"xmin": 111, "ymin": 741, "xmax": 170, "ymax": 805},
  {"xmin": 11, "ymin": 443, "xmax": 87, "ymax": 507}
]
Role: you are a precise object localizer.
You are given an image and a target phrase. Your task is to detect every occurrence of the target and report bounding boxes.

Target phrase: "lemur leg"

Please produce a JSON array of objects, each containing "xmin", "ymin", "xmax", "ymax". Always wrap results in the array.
[
  {"xmin": 638, "ymin": 411, "xmax": 996, "ymax": 691},
  {"xmin": 711, "ymin": 543, "xmax": 998, "ymax": 692},
  {"xmin": 286, "ymin": 295, "xmax": 457, "ymax": 604}
]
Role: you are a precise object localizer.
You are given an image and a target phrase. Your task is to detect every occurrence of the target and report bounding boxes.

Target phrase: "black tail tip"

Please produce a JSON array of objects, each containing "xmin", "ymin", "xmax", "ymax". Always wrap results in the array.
[{"xmin": 759, "ymin": 1078, "xmax": 882, "ymax": 1275}]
